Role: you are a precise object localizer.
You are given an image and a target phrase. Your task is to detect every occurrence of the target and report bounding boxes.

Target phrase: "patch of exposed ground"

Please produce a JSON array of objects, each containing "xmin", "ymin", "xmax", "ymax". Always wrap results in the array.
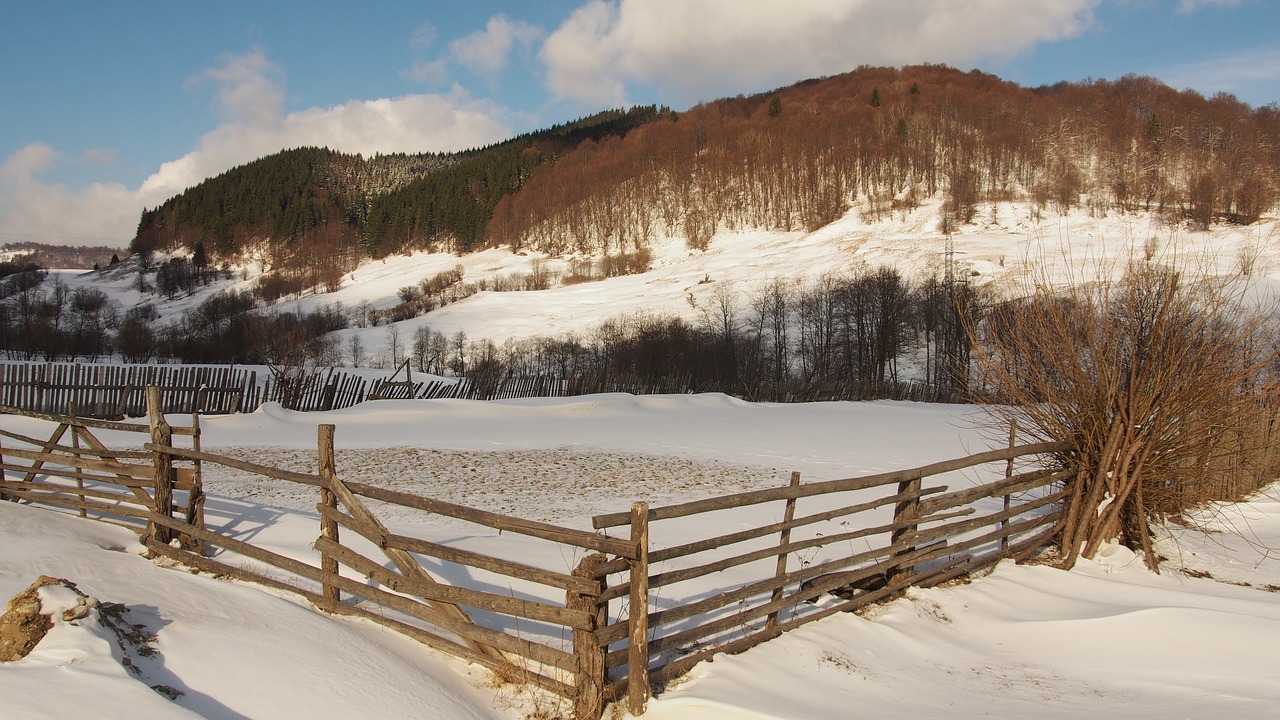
[
  {"xmin": 202, "ymin": 446, "xmax": 791, "ymax": 524},
  {"xmin": 0, "ymin": 576, "xmax": 60, "ymax": 661}
]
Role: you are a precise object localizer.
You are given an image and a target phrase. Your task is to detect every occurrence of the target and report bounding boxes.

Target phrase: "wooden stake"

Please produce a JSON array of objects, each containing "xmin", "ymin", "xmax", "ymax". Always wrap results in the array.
[
  {"xmin": 1001, "ymin": 418, "xmax": 1016, "ymax": 555},
  {"xmin": 68, "ymin": 403, "xmax": 86, "ymax": 518},
  {"xmin": 186, "ymin": 412, "xmax": 206, "ymax": 551},
  {"xmin": 628, "ymin": 501, "xmax": 651, "ymax": 716},
  {"xmin": 570, "ymin": 553, "xmax": 608, "ymax": 720},
  {"xmin": 146, "ymin": 386, "xmax": 174, "ymax": 544},
  {"xmin": 888, "ymin": 473, "xmax": 923, "ymax": 584},
  {"xmin": 317, "ymin": 424, "xmax": 341, "ymax": 605},
  {"xmin": 767, "ymin": 472, "xmax": 800, "ymax": 629}
]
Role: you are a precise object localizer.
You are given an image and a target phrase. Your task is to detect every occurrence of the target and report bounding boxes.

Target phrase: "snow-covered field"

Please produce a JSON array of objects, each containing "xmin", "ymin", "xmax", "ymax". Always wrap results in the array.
[
  {"xmin": 3, "ymin": 396, "xmax": 1280, "ymax": 719},
  {"xmin": 7, "ymin": 201, "xmax": 1280, "ymax": 718},
  {"xmin": 56, "ymin": 200, "xmax": 1280, "ymax": 361}
]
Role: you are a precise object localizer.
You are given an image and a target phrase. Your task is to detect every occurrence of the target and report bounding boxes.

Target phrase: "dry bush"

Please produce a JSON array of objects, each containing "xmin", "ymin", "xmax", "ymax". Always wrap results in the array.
[{"xmin": 973, "ymin": 262, "xmax": 1280, "ymax": 569}]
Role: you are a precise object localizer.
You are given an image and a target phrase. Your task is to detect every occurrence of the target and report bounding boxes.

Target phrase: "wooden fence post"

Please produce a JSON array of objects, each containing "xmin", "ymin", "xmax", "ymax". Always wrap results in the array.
[
  {"xmin": 317, "ymin": 424, "xmax": 341, "ymax": 606},
  {"xmin": 186, "ymin": 412, "xmax": 206, "ymax": 553},
  {"xmin": 767, "ymin": 472, "xmax": 801, "ymax": 629},
  {"xmin": 889, "ymin": 472, "xmax": 923, "ymax": 585},
  {"xmin": 569, "ymin": 553, "xmax": 608, "ymax": 720},
  {"xmin": 628, "ymin": 501, "xmax": 651, "ymax": 716},
  {"xmin": 68, "ymin": 402, "xmax": 86, "ymax": 518},
  {"xmin": 146, "ymin": 386, "xmax": 175, "ymax": 545},
  {"xmin": 0, "ymin": 431, "xmax": 7, "ymax": 502},
  {"xmin": 1001, "ymin": 418, "xmax": 1017, "ymax": 556}
]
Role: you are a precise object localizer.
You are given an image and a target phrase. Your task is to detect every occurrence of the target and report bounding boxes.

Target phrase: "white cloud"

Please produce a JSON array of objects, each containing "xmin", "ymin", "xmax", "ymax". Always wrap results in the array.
[
  {"xmin": 0, "ymin": 144, "xmax": 140, "ymax": 246},
  {"xmin": 2, "ymin": 49, "xmax": 514, "ymax": 247},
  {"xmin": 187, "ymin": 47, "xmax": 286, "ymax": 126},
  {"xmin": 1156, "ymin": 46, "xmax": 1280, "ymax": 105},
  {"xmin": 451, "ymin": 15, "xmax": 542, "ymax": 80},
  {"xmin": 407, "ymin": 15, "xmax": 543, "ymax": 88},
  {"xmin": 401, "ymin": 58, "xmax": 450, "ymax": 85},
  {"xmin": 1178, "ymin": 0, "xmax": 1243, "ymax": 12},
  {"xmin": 541, "ymin": 0, "xmax": 1101, "ymax": 106},
  {"xmin": 410, "ymin": 22, "xmax": 438, "ymax": 50},
  {"xmin": 80, "ymin": 148, "xmax": 118, "ymax": 166}
]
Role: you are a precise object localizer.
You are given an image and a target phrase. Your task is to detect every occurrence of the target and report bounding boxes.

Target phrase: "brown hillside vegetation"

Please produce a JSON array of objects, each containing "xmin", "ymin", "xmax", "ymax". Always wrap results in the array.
[{"xmin": 490, "ymin": 65, "xmax": 1279, "ymax": 255}]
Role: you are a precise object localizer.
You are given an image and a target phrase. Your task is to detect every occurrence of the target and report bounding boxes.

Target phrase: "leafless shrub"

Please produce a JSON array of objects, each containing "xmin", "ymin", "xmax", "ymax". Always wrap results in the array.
[{"xmin": 972, "ymin": 262, "xmax": 1280, "ymax": 570}]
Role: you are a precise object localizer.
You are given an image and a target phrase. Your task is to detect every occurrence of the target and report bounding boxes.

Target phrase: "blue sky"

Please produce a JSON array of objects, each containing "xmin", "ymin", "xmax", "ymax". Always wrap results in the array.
[{"xmin": 2, "ymin": 0, "xmax": 1278, "ymax": 249}]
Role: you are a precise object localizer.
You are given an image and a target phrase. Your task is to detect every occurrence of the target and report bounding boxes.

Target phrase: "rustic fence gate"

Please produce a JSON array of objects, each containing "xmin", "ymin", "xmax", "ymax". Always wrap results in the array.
[{"xmin": 0, "ymin": 392, "xmax": 1069, "ymax": 719}]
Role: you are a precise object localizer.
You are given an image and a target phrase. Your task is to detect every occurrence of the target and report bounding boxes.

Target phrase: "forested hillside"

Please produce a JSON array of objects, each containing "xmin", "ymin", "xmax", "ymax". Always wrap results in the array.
[
  {"xmin": 129, "ymin": 107, "xmax": 664, "ymax": 285},
  {"xmin": 491, "ymin": 65, "xmax": 1278, "ymax": 255},
  {"xmin": 131, "ymin": 65, "xmax": 1278, "ymax": 285}
]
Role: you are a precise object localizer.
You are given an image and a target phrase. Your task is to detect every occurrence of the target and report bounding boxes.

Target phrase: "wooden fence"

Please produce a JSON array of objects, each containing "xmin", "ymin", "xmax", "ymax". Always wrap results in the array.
[
  {"xmin": 0, "ymin": 396, "xmax": 1070, "ymax": 719},
  {"xmin": 0, "ymin": 388, "xmax": 204, "ymax": 545},
  {"xmin": 0, "ymin": 362, "xmax": 459, "ymax": 416},
  {"xmin": 0, "ymin": 362, "xmax": 961, "ymax": 418}
]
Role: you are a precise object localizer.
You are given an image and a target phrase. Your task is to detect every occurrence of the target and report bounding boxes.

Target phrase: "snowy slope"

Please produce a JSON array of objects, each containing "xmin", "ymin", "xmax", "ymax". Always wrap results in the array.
[
  {"xmin": 4, "ymin": 397, "xmax": 1280, "ymax": 719},
  {"xmin": 9, "ymin": 201, "xmax": 1280, "ymax": 718},
  {"xmin": 49, "ymin": 199, "xmax": 1280, "ymax": 360}
]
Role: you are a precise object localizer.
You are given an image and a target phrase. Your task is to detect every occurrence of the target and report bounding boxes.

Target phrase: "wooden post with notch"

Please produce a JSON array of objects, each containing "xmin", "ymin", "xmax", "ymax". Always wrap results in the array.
[
  {"xmin": 628, "ymin": 501, "xmax": 651, "ymax": 716},
  {"xmin": 68, "ymin": 402, "xmax": 86, "ymax": 518},
  {"xmin": 569, "ymin": 553, "xmax": 607, "ymax": 720},
  {"xmin": 317, "ymin": 423, "xmax": 341, "ymax": 606},
  {"xmin": 186, "ymin": 412, "xmax": 206, "ymax": 553},
  {"xmin": 146, "ymin": 386, "xmax": 175, "ymax": 545},
  {"xmin": 1001, "ymin": 418, "xmax": 1017, "ymax": 556},
  {"xmin": 767, "ymin": 471, "xmax": 801, "ymax": 629},
  {"xmin": 889, "ymin": 471, "xmax": 923, "ymax": 585}
]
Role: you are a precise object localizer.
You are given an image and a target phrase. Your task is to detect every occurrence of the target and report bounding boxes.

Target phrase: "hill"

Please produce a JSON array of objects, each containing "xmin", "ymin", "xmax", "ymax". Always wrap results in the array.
[
  {"xmin": 132, "ymin": 65, "xmax": 1278, "ymax": 274},
  {"xmin": 3, "ymin": 65, "xmax": 1278, "ymax": 402},
  {"xmin": 129, "ymin": 106, "xmax": 665, "ymax": 292}
]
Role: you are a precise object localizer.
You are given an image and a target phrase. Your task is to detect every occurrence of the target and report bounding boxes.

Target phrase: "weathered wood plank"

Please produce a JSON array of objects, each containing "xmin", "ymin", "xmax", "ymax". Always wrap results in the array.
[
  {"xmin": 591, "ymin": 484, "xmax": 946, "ymax": 578},
  {"xmin": 0, "ymin": 484, "xmax": 151, "ymax": 519},
  {"xmin": 592, "ymin": 440, "xmax": 1068, "ymax": 528},
  {"xmin": 0, "ymin": 448, "xmax": 154, "ymax": 479},
  {"xmin": 143, "ymin": 538, "xmax": 577, "ymax": 699},
  {"xmin": 0, "ymin": 478, "xmax": 151, "ymax": 506},
  {"xmin": 917, "ymin": 467, "xmax": 1073, "ymax": 517},
  {"xmin": 907, "ymin": 490, "xmax": 1068, "ymax": 547},
  {"xmin": 148, "ymin": 444, "xmax": 324, "ymax": 486},
  {"xmin": 314, "ymin": 537, "xmax": 594, "ymax": 630},
  {"xmin": 145, "ymin": 511, "xmax": 573, "ymax": 672},
  {"xmin": 342, "ymin": 481, "xmax": 635, "ymax": 558},
  {"xmin": 318, "ymin": 503, "xmax": 598, "ymax": 595}
]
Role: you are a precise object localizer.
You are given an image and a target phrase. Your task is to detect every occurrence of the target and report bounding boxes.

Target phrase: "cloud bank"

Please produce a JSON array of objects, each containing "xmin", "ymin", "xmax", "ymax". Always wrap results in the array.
[
  {"xmin": 1156, "ymin": 46, "xmax": 1280, "ymax": 105},
  {"xmin": 541, "ymin": 0, "xmax": 1101, "ymax": 106},
  {"xmin": 2, "ymin": 49, "xmax": 512, "ymax": 248}
]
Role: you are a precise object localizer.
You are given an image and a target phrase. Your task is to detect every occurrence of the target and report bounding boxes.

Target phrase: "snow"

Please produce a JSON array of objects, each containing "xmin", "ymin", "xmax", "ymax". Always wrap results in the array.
[
  {"xmin": 6, "ymin": 200, "xmax": 1280, "ymax": 717},
  {"xmin": 47, "ymin": 199, "xmax": 1280, "ymax": 360},
  {"xmin": 4, "ymin": 396, "xmax": 1280, "ymax": 719}
]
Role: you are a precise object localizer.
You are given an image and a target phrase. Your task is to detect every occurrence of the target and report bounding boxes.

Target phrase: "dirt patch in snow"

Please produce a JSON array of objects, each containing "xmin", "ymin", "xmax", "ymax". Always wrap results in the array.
[
  {"xmin": 0, "ymin": 577, "xmax": 61, "ymax": 661},
  {"xmin": 202, "ymin": 446, "xmax": 791, "ymax": 524}
]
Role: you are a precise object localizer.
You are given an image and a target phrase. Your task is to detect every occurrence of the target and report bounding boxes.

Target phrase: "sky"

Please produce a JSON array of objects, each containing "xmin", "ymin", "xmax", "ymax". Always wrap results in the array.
[{"xmin": 2, "ymin": 0, "xmax": 1278, "ymax": 250}]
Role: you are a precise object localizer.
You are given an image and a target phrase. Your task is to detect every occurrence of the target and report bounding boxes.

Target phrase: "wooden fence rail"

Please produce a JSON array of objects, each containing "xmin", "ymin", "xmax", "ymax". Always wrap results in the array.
[{"xmin": 0, "ymin": 394, "xmax": 1072, "ymax": 719}]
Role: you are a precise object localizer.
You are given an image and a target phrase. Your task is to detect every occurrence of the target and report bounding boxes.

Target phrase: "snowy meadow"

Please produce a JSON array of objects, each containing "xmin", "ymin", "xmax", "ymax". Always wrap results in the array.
[
  {"xmin": 4, "ymin": 203, "xmax": 1280, "ymax": 718},
  {"xmin": 3, "ymin": 395, "xmax": 1280, "ymax": 719}
]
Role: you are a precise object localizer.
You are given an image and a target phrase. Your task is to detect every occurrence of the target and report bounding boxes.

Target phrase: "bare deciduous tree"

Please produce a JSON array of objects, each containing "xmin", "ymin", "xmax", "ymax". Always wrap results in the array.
[{"xmin": 972, "ymin": 262, "xmax": 1280, "ymax": 570}]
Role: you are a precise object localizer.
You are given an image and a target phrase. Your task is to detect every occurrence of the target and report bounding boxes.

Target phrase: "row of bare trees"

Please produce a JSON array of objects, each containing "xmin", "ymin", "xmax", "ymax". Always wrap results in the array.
[
  {"xmin": 490, "ymin": 67, "xmax": 1278, "ymax": 256},
  {"xmin": 389, "ymin": 266, "xmax": 977, "ymax": 402}
]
